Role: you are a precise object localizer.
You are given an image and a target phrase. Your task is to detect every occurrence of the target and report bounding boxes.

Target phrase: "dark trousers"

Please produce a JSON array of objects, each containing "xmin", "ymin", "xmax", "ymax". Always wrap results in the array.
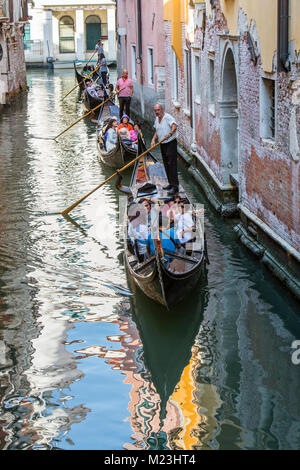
[
  {"xmin": 160, "ymin": 139, "xmax": 179, "ymax": 188},
  {"xmin": 119, "ymin": 96, "xmax": 131, "ymax": 119},
  {"xmin": 101, "ymin": 71, "xmax": 107, "ymax": 86}
]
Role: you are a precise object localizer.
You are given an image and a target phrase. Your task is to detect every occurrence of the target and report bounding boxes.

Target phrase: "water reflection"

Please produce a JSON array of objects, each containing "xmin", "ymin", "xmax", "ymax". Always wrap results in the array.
[
  {"xmin": 0, "ymin": 69, "xmax": 299, "ymax": 450},
  {"xmin": 124, "ymin": 275, "xmax": 209, "ymax": 450}
]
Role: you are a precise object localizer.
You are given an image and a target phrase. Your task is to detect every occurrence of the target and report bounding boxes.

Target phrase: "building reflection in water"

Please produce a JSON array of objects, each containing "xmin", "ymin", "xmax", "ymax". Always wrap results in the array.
[{"xmin": 73, "ymin": 265, "xmax": 210, "ymax": 450}]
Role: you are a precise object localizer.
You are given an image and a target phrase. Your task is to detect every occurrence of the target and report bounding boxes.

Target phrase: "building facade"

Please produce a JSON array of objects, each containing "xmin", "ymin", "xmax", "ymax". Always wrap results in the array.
[
  {"xmin": 163, "ymin": 0, "xmax": 300, "ymax": 299},
  {"xmin": 116, "ymin": 0, "xmax": 165, "ymax": 123},
  {"xmin": 0, "ymin": 0, "xmax": 29, "ymax": 105},
  {"xmin": 25, "ymin": 0, "xmax": 116, "ymax": 66}
]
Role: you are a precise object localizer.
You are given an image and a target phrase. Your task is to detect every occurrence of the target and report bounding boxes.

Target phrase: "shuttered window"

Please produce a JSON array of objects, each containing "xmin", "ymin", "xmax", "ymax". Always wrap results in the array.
[{"xmin": 59, "ymin": 16, "xmax": 75, "ymax": 53}]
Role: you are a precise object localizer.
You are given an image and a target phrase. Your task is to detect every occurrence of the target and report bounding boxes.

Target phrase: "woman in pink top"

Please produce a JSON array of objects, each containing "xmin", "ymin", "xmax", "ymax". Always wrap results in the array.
[{"xmin": 115, "ymin": 69, "xmax": 134, "ymax": 120}]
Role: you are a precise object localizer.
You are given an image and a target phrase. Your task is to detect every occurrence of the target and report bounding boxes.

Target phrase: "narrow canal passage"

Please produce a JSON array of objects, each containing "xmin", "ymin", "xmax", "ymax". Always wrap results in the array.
[{"xmin": 0, "ymin": 69, "xmax": 299, "ymax": 450}]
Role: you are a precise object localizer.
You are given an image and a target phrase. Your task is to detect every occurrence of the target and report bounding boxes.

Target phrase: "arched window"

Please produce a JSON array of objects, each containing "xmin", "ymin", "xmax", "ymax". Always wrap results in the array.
[
  {"xmin": 85, "ymin": 15, "xmax": 101, "ymax": 51},
  {"xmin": 59, "ymin": 16, "xmax": 75, "ymax": 53}
]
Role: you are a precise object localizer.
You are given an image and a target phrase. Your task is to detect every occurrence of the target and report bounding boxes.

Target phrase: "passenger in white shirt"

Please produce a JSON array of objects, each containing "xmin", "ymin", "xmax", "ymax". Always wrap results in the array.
[{"xmin": 174, "ymin": 203, "xmax": 195, "ymax": 245}]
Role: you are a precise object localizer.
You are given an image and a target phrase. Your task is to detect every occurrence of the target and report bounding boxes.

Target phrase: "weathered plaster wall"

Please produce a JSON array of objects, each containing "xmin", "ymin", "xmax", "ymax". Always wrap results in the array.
[{"xmin": 117, "ymin": 0, "xmax": 165, "ymax": 121}]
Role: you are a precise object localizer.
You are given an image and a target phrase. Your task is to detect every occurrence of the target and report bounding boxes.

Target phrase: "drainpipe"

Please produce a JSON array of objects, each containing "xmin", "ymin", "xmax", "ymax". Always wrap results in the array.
[
  {"xmin": 137, "ymin": 0, "xmax": 143, "ymax": 82},
  {"xmin": 137, "ymin": 0, "xmax": 144, "ymax": 114},
  {"xmin": 277, "ymin": 0, "xmax": 290, "ymax": 72}
]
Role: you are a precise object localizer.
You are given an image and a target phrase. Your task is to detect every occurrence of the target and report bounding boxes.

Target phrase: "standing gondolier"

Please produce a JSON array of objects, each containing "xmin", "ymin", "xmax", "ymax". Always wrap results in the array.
[
  {"xmin": 151, "ymin": 104, "xmax": 179, "ymax": 196},
  {"xmin": 95, "ymin": 39, "xmax": 104, "ymax": 60},
  {"xmin": 115, "ymin": 69, "xmax": 134, "ymax": 119},
  {"xmin": 99, "ymin": 53, "xmax": 108, "ymax": 86}
]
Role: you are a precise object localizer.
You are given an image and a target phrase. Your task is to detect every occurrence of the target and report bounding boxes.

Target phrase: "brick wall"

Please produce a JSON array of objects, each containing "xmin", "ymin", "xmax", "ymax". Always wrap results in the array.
[
  {"xmin": 164, "ymin": 2, "xmax": 299, "ymax": 253},
  {"xmin": 239, "ymin": 29, "xmax": 300, "ymax": 251}
]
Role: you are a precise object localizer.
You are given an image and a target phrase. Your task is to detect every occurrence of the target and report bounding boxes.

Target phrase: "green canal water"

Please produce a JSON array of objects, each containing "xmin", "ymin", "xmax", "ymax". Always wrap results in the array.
[{"xmin": 0, "ymin": 68, "xmax": 299, "ymax": 450}]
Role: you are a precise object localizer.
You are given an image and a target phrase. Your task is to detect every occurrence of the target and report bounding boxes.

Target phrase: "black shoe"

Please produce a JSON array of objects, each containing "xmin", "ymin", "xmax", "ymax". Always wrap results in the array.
[
  {"xmin": 163, "ymin": 184, "xmax": 172, "ymax": 190},
  {"xmin": 167, "ymin": 186, "xmax": 179, "ymax": 196}
]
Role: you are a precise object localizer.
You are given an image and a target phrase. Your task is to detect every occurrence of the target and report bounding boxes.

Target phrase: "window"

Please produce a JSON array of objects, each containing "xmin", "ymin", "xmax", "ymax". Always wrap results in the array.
[
  {"xmin": 59, "ymin": 16, "xmax": 75, "ymax": 53},
  {"xmin": 86, "ymin": 15, "xmax": 101, "ymax": 51},
  {"xmin": 171, "ymin": 49, "xmax": 179, "ymax": 102},
  {"xmin": 147, "ymin": 47, "xmax": 154, "ymax": 85},
  {"xmin": 209, "ymin": 58, "xmax": 215, "ymax": 113},
  {"xmin": 184, "ymin": 50, "xmax": 191, "ymax": 109},
  {"xmin": 194, "ymin": 54, "xmax": 201, "ymax": 101},
  {"xmin": 23, "ymin": 23, "xmax": 30, "ymax": 50},
  {"xmin": 131, "ymin": 45, "xmax": 137, "ymax": 80},
  {"xmin": 260, "ymin": 77, "xmax": 276, "ymax": 140}
]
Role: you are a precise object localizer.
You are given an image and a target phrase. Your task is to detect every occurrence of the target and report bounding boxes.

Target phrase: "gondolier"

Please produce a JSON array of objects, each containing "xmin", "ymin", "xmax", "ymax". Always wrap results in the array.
[
  {"xmin": 115, "ymin": 69, "xmax": 133, "ymax": 119},
  {"xmin": 151, "ymin": 104, "xmax": 179, "ymax": 196},
  {"xmin": 95, "ymin": 40, "xmax": 104, "ymax": 60}
]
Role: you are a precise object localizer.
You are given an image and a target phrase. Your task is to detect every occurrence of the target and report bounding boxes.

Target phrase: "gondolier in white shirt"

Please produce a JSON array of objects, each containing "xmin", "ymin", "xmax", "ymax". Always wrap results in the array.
[{"xmin": 151, "ymin": 104, "xmax": 179, "ymax": 196}]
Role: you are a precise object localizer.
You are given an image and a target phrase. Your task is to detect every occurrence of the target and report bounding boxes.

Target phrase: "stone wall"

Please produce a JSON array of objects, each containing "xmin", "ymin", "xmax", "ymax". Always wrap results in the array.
[
  {"xmin": 163, "ymin": 0, "xmax": 300, "ymax": 298},
  {"xmin": 0, "ymin": 1, "xmax": 28, "ymax": 106}
]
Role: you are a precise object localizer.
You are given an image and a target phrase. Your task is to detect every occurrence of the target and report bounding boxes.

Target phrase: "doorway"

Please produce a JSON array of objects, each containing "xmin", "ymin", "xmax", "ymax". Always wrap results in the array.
[
  {"xmin": 86, "ymin": 15, "xmax": 101, "ymax": 51},
  {"xmin": 220, "ymin": 47, "xmax": 239, "ymax": 186}
]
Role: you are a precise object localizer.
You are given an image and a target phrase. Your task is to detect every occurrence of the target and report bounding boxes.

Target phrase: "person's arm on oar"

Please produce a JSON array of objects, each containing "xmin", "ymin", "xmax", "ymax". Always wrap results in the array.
[{"xmin": 150, "ymin": 131, "xmax": 158, "ymax": 148}]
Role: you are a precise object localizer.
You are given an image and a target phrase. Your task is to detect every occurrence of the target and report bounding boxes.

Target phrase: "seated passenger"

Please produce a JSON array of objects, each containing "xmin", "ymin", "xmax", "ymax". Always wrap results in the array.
[
  {"xmin": 128, "ymin": 205, "xmax": 149, "ymax": 262},
  {"xmin": 129, "ymin": 128, "xmax": 138, "ymax": 150},
  {"xmin": 85, "ymin": 80, "xmax": 97, "ymax": 95},
  {"xmin": 167, "ymin": 195, "xmax": 182, "ymax": 223},
  {"xmin": 117, "ymin": 114, "xmax": 133, "ymax": 132},
  {"xmin": 174, "ymin": 202, "xmax": 195, "ymax": 247},
  {"xmin": 118, "ymin": 127, "xmax": 133, "ymax": 147},
  {"xmin": 96, "ymin": 84, "xmax": 105, "ymax": 99},
  {"xmin": 108, "ymin": 83, "xmax": 115, "ymax": 101},
  {"xmin": 148, "ymin": 215, "xmax": 179, "ymax": 257},
  {"xmin": 103, "ymin": 118, "xmax": 118, "ymax": 152}
]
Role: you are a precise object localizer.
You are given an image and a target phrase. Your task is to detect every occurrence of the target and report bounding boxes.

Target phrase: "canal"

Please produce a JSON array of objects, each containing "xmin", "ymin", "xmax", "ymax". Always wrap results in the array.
[{"xmin": 0, "ymin": 68, "xmax": 299, "ymax": 450}]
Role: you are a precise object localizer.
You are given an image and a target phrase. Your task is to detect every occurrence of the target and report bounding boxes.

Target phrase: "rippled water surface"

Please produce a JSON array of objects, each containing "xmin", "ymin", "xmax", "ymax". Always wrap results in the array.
[{"xmin": 0, "ymin": 69, "xmax": 300, "ymax": 450}]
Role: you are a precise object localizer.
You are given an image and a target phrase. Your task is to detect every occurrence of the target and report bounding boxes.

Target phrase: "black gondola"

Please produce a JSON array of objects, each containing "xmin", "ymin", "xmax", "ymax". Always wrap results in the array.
[
  {"xmin": 117, "ymin": 139, "xmax": 207, "ymax": 309},
  {"xmin": 83, "ymin": 84, "xmax": 104, "ymax": 111},
  {"xmin": 73, "ymin": 61, "xmax": 100, "ymax": 93},
  {"xmin": 95, "ymin": 100, "xmax": 138, "ymax": 169}
]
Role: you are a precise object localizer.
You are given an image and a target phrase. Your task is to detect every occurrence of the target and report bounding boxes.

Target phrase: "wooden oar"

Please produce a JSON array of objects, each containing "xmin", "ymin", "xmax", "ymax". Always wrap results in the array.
[
  {"xmin": 31, "ymin": 87, "xmax": 124, "ymax": 141},
  {"xmin": 86, "ymin": 49, "xmax": 97, "ymax": 66},
  {"xmin": 61, "ymin": 136, "xmax": 169, "ymax": 216},
  {"xmin": 61, "ymin": 64, "xmax": 100, "ymax": 101},
  {"xmin": 54, "ymin": 90, "xmax": 120, "ymax": 141}
]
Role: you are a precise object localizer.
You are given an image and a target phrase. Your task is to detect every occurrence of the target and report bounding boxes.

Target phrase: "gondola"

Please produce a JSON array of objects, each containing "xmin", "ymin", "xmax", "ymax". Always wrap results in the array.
[
  {"xmin": 73, "ymin": 61, "xmax": 99, "ymax": 93},
  {"xmin": 82, "ymin": 84, "xmax": 104, "ymax": 112},
  {"xmin": 117, "ymin": 138, "xmax": 208, "ymax": 309},
  {"xmin": 95, "ymin": 100, "xmax": 138, "ymax": 169}
]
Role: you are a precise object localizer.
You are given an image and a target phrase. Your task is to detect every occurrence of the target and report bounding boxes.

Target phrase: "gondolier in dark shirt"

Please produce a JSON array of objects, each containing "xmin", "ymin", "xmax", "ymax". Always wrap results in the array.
[{"xmin": 151, "ymin": 104, "xmax": 179, "ymax": 196}]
